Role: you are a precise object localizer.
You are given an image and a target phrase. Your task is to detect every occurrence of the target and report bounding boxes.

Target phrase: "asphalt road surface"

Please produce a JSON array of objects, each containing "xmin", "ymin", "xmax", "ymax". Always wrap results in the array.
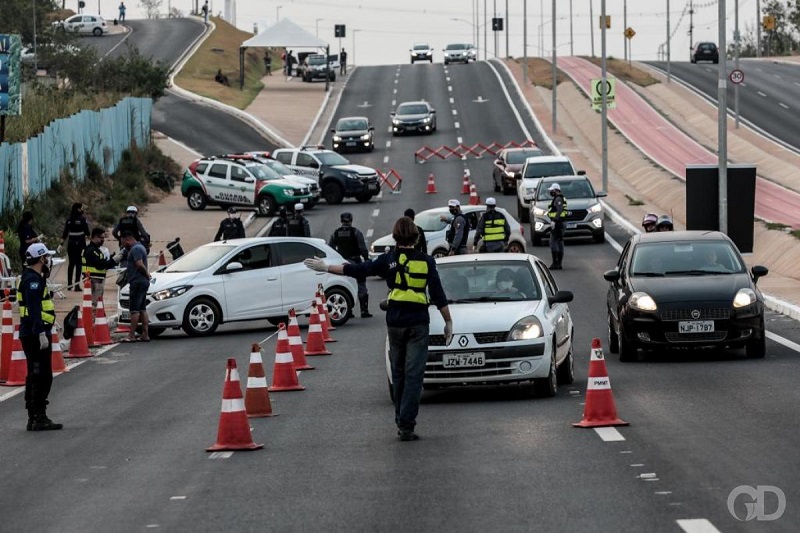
[
  {"xmin": 648, "ymin": 59, "xmax": 800, "ymax": 153},
  {"xmin": 2, "ymin": 59, "xmax": 799, "ymax": 532}
]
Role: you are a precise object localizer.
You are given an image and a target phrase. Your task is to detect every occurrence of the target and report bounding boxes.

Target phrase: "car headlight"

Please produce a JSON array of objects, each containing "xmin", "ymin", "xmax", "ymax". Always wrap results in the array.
[
  {"xmin": 422, "ymin": 116, "xmax": 432, "ymax": 123},
  {"xmin": 360, "ymin": 134, "xmax": 370, "ymax": 140},
  {"xmin": 152, "ymin": 285, "xmax": 192, "ymax": 301},
  {"xmin": 588, "ymin": 203, "xmax": 602, "ymax": 213},
  {"xmin": 733, "ymin": 288, "xmax": 757, "ymax": 308},
  {"xmin": 411, "ymin": 52, "xmax": 418, "ymax": 56},
  {"xmin": 532, "ymin": 206, "xmax": 547, "ymax": 217},
  {"xmin": 629, "ymin": 292, "xmax": 657, "ymax": 312},
  {"xmin": 507, "ymin": 316, "xmax": 544, "ymax": 341},
  {"xmin": 392, "ymin": 119, "xmax": 401, "ymax": 125},
  {"xmin": 333, "ymin": 135, "xmax": 341, "ymax": 141},
  {"xmin": 283, "ymin": 189, "xmax": 295, "ymax": 196},
  {"xmin": 343, "ymin": 172, "xmax": 358, "ymax": 179}
]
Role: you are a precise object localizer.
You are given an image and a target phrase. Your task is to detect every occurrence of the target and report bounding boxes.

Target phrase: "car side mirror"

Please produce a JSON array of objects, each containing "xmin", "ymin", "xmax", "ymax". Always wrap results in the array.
[
  {"xmin": 548, "ymin": 290, "xmax": 574, "ymax": 305},
  {"xmin": 389, "ymin": 112, "xmax": 396, "ymax": 117},
  {"xmin": 495, "ymin": 159, "xmax": 504, "ymax": 166},
  {"xmin": 603, "ymin": 269, "xmax": 620, "ymax": 282},
  {"xmin": 577, "ymin": 170, "xmax": 586, "ymax": 175},
  {"xmin": 226, "ymin": 262, "xmax": 243, "ymax": 272},
  {"xmin": 751, "ymin": 265, "xmax": 769, "ymax": 282},
  {"xmin": 244, "ymin": 177, "xmax": 255, "ymax": 183},
  {"xmin": 596, "ymin": 191, "xmax": 607, "ymax": 198},
  {"xmin": 308, "ymin": 161, "xmax": 319, "ymax": 169},
  {"xmin": 330, "ymin": 128, "xmax": 336, "ymax": 133},
  {"xmin": 430, "ymin": 109, "xmax": 436, "ymax": 114},
  {"xmin": 368, "ymin": 126, "xmax": 374, "ymax": 131}
]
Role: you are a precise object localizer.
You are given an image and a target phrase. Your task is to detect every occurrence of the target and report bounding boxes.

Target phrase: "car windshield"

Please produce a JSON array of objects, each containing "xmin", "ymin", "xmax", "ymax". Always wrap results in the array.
[
  {"xmin": 537, "ymin": 179, "xmax": 595, "ymax": 200},
  {"xmin": 307, "ymin": 56, "xmax": 326, "ymax": 65},
  {"xmin": 438, "ymin": 261, "xmax": 542, "ymax": 302},
  {"xmin": 446, "ymin": 44, "xmax": 467, "ymax": 50},
  {"xmin": 507, "ymin": 149, "xmax": 544, "ymax": 164},
  {"xmin": 164, "ymin": 245, "xmax": 237, "ymax": 273},
  {"xmin": 414, "ymin": 45, "xmax": 430, "ymax": 50},
  {"xmin": 396, "ymin": 104, "xmax": 429, "ymax": 115},
  {"xmin": 260, "ymin": 158, "xmax": 294, "ymax": 176},
  {"xmin": 315, "ymin": 152, "xmax": 350, "ymax": 166},
  {"xmin": 336, "ymin": 118, "xmax": 368, "ymax": 131},
  {"xmin": 414, "ymin": 211, "xmax": 450, "ymax": 232},
  {"xmin": 630, "ymin": 241, "xmax": 745, "ymax": 276},
  {"xmin": 247, "ymin": 163, "xmax": 283, "ymax": 180},
  {"xmin": 524, "ymin": 161, "xmax": 574, "ymax": 179}
]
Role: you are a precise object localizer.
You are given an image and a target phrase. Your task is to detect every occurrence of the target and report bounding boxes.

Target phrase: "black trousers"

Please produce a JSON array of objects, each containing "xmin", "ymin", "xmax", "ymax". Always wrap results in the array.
[
  {"xmin": 67, "ymin": 242, "xmax": 85, "ymax": 287},
  {"xmin": 21, "ymin": 334, "xmax": 53, "ymax": 414}
]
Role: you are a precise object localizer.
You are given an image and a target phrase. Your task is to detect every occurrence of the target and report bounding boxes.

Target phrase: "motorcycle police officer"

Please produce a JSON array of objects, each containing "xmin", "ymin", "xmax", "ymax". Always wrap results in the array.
[
  {"xmin": 328, "ymin": 212, "xmax": 372, "ymax": 317},
  {"xmin": 287, "ymin": 203, "xmax": 311, "ymax": 237},
  {"xmin": 443, "ymin": 200, "xmax": 469, "ymax": 255},
  {"xmin": 269, "ymin": 206, "xmax": 290, "ymax": 236},
  {"xmin": 547, "ymin": 183, "xmax": 567, "ymax": 270},
  {"xmin": 214, "ymin": 207, "xmax": 246, "ymax": 241},
  {"xmin": 18, "ymin": 243, "xmax": 62, "ymax": 431},
  {"xmin": 474, "ymin": 197, "xmax": 510, "ymax": 253}
]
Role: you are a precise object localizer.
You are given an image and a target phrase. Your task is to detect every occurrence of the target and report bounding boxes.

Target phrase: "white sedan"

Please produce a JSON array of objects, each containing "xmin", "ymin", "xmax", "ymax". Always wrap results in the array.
[
  {"xmin": 118, "ymin": 237, "xmax": 358, "ymax": 337},
  {"xmin": 385, "ymin": 254, "xmax": 575, "ymax": 398},
  {"xmin": 369, "ymin": 205, "xmax": 527, "ymax": 259},
  {"xmin": 52, "ymin": 14, "xmax": 108, "ymax": 36}
]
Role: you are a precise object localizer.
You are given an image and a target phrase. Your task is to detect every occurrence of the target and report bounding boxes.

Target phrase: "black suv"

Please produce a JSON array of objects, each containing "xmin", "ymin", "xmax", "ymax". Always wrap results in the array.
[
  {"xmin": 691, "ymin": 42, "xmax": 719, "ymax": 64},
  {"xmin": 331, "ymin": 116, "xmax": 375, "ymax": 153},
  {"xmin": 391, "ymin": 101, "xmax": 437, "ymax": 136}
]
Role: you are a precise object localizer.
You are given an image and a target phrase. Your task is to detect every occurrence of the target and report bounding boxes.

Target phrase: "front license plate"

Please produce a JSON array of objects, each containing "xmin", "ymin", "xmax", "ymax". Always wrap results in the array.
[
  {"xmin": 368, "ymin": 183, "xmax": 379, "ymax": 190},
  {"xmin": 566, "ymin": 222, "xmax": 577, "ymax": 229},
  {"xmin": 678, "ymin": 320, "xmax": 715, "ymax": 333},
  {"xmin": 345, "ymin": 142, "xmax": 357, "ymax": 146},
  {"xmin": 442, "ymin": 352, "xmax": 486, "ymax": 368},
  {"xmin": 300, "ymin": 198, "xmax": 308, "ymax": 203}
]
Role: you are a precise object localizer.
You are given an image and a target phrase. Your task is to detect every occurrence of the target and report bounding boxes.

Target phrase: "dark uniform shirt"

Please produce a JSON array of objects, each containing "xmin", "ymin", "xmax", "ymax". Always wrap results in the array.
[
  {"xmin": 61, "ymin": 216, "xmax": 90, "ymax": 246},
  {"xmin": 548, "ymin": 194, "xmax": 567, "ymax": 237},
  {"xmin": 446, "ymin": 213, "xmax": 469, "ymax": 250},
  {"xmin": 329, "ymin": 225, "xmax": 368, "ymax": 261},
  {"xmin": 82, "ymin": 242, "xmax": 118, "ymax": 280},
  {"xmin": 113, "ymin": 216, "xmax": 150, "ymax": 248},
  {"xmin": 16, "ymin": 222, "xmax": 38, "ymax": 261},
  {"xmin": 343, "ymin": 249, "xmax": 448, "ymax": 327},
  {"xmin": 287, "ymin": 215, "xmax": 311, "ymax": 237},
  {"xmin": 214, "ymin": 218, "xmax": 246, "ymax": 241},
  {"xmin": 414, "ymin": 225, "xmax": 428, "ymax": 255},
  {"xmin": 18, "ymin": 269, "xmax": 53, "ymax": 337},
  {"xmin": 269, "ymin": 218, "xmax": 290, "ymax": 237}
]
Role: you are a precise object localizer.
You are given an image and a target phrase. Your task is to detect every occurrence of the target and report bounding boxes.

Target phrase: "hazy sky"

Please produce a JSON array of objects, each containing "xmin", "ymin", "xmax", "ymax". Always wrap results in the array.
[{"xmin": 119, "ymin": 0, "xmax": 760, "ymax": 65}]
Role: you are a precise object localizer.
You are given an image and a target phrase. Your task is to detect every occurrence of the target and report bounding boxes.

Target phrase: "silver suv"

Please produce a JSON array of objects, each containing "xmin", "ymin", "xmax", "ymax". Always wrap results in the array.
[
  {"xmin": 516, "ymin": 155, "xmax": 580, "ymax": 223},
  {"xmin": 529, "ymin": 175, "xmax": 607, "ymax": 245}
]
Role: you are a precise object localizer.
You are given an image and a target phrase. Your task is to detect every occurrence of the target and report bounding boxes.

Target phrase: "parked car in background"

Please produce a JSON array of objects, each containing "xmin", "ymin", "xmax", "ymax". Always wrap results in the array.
[
  {"xmin": 331, "ymin": 116, "xmax": 375, "ymax": 153},
  {"xmin": 117, "ymin": 238, "xmax": 358, "ymax": 337},
  {"xmin": 467, "ymin": 44, "xmax": 478, "ymax": 61},
  {"xmin": 443, "ymin": 43, "xmax": 472, "ymax": 64},
  {"xmin": 410, "ymin": 43, "xmax": 433, "ymax": 63},
  {"xmin": 390, "ymin": 101, "xmax": 437, "ymax": 135},
  {"xmin": 516, "ymin": 155, "xmax": 581, "ymax": 223},
  {"xmin": 492, "ymin": 146, "xmax": 545, "ymax": 195},
  {"xmin": 300, "ymin": 53, "xmax": 336, "ymax": 82},
  {"xmin": 691, "ymin": 42, "xmax": 719, "ymax": 64},
  {"xmin": 385, "ymin": 254, "xmax": 574, "ymax": 399},
  {"xmin": 226, "ymin": 152, "xmax": 320, "ymax": 208},
  {"xmin": 52, "ymin": 14, "xmax": 107, "ymax": 36},
  {"xmin": 529, "ymin": 175, "xmax": 607, "ymax": 245},
  {"xmin": 604, "ymin": 231, "xmax": 769, "ymax": 361}
]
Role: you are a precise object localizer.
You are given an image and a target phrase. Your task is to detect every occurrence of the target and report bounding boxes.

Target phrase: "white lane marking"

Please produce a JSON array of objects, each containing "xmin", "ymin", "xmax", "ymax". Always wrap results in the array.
[
  {"xmin": 676, "ymin": 519, "xmax": 722, "ymax": 533},
  {"xmin": 630, "ymin": 464, "xmax": 645, "ymax": 467},
  {"xmin": 452, "ymin": 109, "xmax": 458, "ymax": 115},
  {"xmin": 170, "ymin": 496, "xmax": 187, "ymax": 501},
  {"xmin": 774, "ymin": 74, "xmax": 781, "ymax": 79},
  {"xmin": 387, "ymin": 126, "xmax": 392, "ymax": 133},
  {"xmin": 446, "ymin": 76, "xmax": 451, "ymax": 82},
  {"xmin": 448, "ymin": 86, "xmax": 453, "ymax": 92},
  {"xmin": 594, "ymin": 427, "xmax": 625, "ymax": 441},
  {"xmin": 457, "ymin": 136, "xmax": 463, "ymax": 144},
  {"xmin": 739, "ymin": 82, "xmax": 747, "ymax": 87},
  {"xmin": 208, "ymin": 452, "xmax": 233, "ymax": 459},
  {"xmin": 779, "ymin": 102, "xmax": 789, "ymax": 109},
  {"xmin": 366, "ymin": 229, "xmax": 374, "ymax": 238},
  {"xmin": 655, "ymin": 491, "xmax": 673, "ymax": 495},
  {"xmin": 766, "ymin": 331, "xmax": 800, "ymax": 353},
  {"xmin": 376, "ymin": 190, "xmax": 383, "ymax": 199},
  {"xmin": 757, "ymin": 91, "xmax": 767, "ymax": 97},
  {"xmin": 620, "ymin": 450, "xmax": 633, "ymax": 454},
  {"xmin": 372, "ymin": 209, "xmax": 380, "ymax": 217},
  {"xmin": 795, "ymin": 81, "xmax": 800, "ymax": 87},
  {"xmin": 383, "ymin": 155, "xmax": 389, "ymax": 164},
  {"xmin": 146, "ymin": 525, "xmax": 160, "ymax": 529},
  {"xmin": 393, "ymin": 88, "xmax": 397, "ymax": 94},
  {"xmin": 484, "ymin": 61, "xmax": 535, "ymax": 142},
  {"xmin": 639, "ymin": 473, "xmax": 657, "ymax": 479},
  {"xmin": 385, "ymin": 140, "xmax": 391, "ymax": 148},
  {"xmin": 454, "ymin": 121, "xmax": 460, "ymax": 128},
  {"xmin": 391, "ymin": 100, "xmax": 396, "ymax": 106},
  {"xmin": 449, "ymin": 97, "xmax": 454, "ymax": 104},
  {"xmin": 394, "ymin": 79, "xmax": 398, "ymax": 84}
]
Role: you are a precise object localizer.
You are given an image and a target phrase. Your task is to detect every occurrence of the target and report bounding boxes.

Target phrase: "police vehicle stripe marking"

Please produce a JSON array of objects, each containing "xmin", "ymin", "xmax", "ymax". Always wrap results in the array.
[
  {"xmin": 221, "ymin": 398, "xmax": 245, "ymax": 412},
  {"xmin": 594, "ymin": 427, "xmax": 625, "ymax": 441},
  {"xmin": 676, "ymin": 519, "xmax": 721, "ymax": 533}
]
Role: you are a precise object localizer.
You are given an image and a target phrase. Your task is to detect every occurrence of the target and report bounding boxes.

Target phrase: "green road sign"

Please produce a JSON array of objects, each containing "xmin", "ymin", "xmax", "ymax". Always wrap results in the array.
[
  {"xmin": 591, "ymin": 77, "xmax": 616, "ymax": 111},
  {"xmin": 0, "ymin": 34, "xmax": 22, "ymax": 116}
]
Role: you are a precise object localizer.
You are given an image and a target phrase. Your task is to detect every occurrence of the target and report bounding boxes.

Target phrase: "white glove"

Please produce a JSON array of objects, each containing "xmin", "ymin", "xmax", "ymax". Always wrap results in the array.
[
  {"xmin": 56, "ymin": 245, "xmax": 63, "ymax": 254},
  {"xmin": 112, "ymin": 252, "xmax": 124, "ymax": 263},
  {"xmin": 304, "ymin": 257, "xmax": 328, "ymax": 272},
  {"xmin": 444, "ymin": 321, "xmax": 453, "ymax": 346},
  {"xmin": 39, "ymin": 332, "xmax": 50, "ymax": 350}
]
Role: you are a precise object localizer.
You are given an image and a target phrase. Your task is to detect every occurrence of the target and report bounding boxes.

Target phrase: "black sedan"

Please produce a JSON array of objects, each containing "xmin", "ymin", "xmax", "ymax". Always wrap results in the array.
[
  {"xmin": 390, "ymin": 101, "xmax": 437, "ymax": 136},
  {"xmin": 604, "ymin": 231, "xmax": 769, "ymax": 362},
  {"xmin": 331, "ymin": 116, "xmax": 374, "ymax": 153}
]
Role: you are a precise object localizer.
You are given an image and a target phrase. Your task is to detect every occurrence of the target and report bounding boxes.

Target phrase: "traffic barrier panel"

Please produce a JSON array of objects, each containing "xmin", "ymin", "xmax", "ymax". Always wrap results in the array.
[
  {"xmin": 377, "ymin": 169, "xmax": 404, "ymax": 194},
  {"xmin": 304, "ymin": 302, "xmax": 331, "ymax": 356},
  {"xmin": 415, "ymin": 140, "xmax": 538, "ymax": 163},
  {"xmin": 269, "ymin": 324, "xmax": 306, "ymax": 391},
  {"xmin": 82, "ymin": 277, "xmax": 96, "ymax": 348},
  {"xmin": 573, "ymin": 338, "xmax": 629, "ymax": 428},
  {"xmin": 207, "ymin": 358, "xmax": 264, "ymax": 451},
  {"xmin": 245, "ymin": 343, "xmax": 278, "ymax": 417},
  {"xmin": 287, "ymin": 309, "xmax": 314, "ymax": 370},
  {"xmin": 0, "ymin": 291, "xmax": 14, "ymax": 382},
  {"xmin": 2, "ymin": 327, "xmax": 27, "ymax": 387},
  {"xmin": 51, "ymin": 328, "xmax": 68, "ymax": 374}
]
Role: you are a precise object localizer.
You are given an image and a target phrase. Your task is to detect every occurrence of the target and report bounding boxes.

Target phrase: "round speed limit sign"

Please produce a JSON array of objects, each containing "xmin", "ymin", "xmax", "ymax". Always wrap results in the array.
[{"xmin": 729, "ymin": 69, "xmax": 745, "ymax": 84}]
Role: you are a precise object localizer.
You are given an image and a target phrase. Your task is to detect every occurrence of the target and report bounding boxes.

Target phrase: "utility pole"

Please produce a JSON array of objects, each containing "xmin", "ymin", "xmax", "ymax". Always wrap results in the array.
[
  {"xmin": 601, "ymin": 0, "xmax": 608, "ymax": 193},
  {"xmin": 589, "ymin": 0, "xmax": 595, "ymax": 57},
  {"xmin": 623, "ymin": 0, "xmax": 627, "ymax": 62},
  {"xmin": 756, "ymin": 0, "xmax": 761, "ymax": 57},
  {"xmin": 505, "ymin": 0, "xmax": 509, "ymax": 58},
  {"xmin": 689, "ymin": 0, "xmax": 694, "ymax": 54},
  {"xmin": 718, "ymin": 0, "xmax": 728, "ymax": 234},
  {"xmin": 552, "ymin": 0, "xmax": 557, "ymax": 134},
  {"xmin": 667, "ymin": 0, "xmax": 671, "ymax": 82},
  {"xmin": 569, "ymin": 0, "xmax": 574, "ymax": 56},
  {"xmin": 524, "ymin": 0, "xmax": 528, "ymax": 83},
  {"xmin": 484, "ymin": 0, "xmax": 488, "ymax": 60},
  {"xmin": 494, "ymin": 0, "xmax": 498, "ymax": 58},
  {"xmin": 734, "ymin": 0, "xmax": 740, "ymax": 128}
]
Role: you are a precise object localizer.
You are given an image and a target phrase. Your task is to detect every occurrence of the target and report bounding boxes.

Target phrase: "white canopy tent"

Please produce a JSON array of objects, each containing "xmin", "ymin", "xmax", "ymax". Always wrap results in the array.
[{"xmin": 239, "ymin": 18, "xmax": 332, "ymax": 91}]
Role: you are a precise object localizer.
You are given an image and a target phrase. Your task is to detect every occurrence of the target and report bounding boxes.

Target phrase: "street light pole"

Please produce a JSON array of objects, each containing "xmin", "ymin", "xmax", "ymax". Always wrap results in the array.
[
  {"xmin": 493, "ymin": 0, "xmax": 498, "ymax": 58},
  {"xmin": 623, "ymin": 0, "xmax": 627, "ymax": 62},
  {"xmin": 734, "ymin": 0, "xmax": 740, "ymax": 129},
  {"xmin": 484, "ymin": 0, "xmax": 488, "ymax": 60},
  {"xmin": 276, "ymin": 5, "xmax": 282, "ymax": 23},
  {"xmin": 523, "ymin": 0, "xmax": 528, "ymax": 84},
  {"xmin": 718, "ymin": 0, "xmax": 728, "ymax": 233},
  {"xmin": 505, "ymin": 0, "xmax": 509, "ymax": 58},
  {"xmin": 552, "ymin": 0, "xmax": 557, "ymax": 134},
  {"xmin": 589, "ymin": 0, "xmax": 595, "ymax": 57},
  {"xmin": 601, "ymin": 0, "xmax": 608, "ymax": 193},
  {"xmin": 569, "ymin": 0, "xmax": 574, "ymax": 56},
  {"xmin": 667, "ymin": 0, "xmax": 671, "ymax": 82},
  {"xmin": 756, "ymin": 0, "xmax": 761, "ymax": 58},
  {"xmin": 316, "ymin": 18, "xmax": 323, "ymax": 37}
]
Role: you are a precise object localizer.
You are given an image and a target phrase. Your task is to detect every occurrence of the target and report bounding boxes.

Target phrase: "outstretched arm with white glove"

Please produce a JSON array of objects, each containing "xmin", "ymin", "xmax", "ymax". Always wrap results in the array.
[{"xmin": 304, "ymin": 257, "xmax": 346, "ymax": 275}]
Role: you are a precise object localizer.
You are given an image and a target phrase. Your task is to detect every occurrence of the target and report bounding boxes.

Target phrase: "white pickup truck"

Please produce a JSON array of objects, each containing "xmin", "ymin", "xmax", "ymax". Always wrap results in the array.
[{"xmin": 516, "ymin": 155, "xmax": 581, "ymax": 223}]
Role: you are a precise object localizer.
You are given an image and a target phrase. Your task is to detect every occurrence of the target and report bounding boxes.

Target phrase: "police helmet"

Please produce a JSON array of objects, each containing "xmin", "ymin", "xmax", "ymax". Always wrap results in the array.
[{"xmin": 656, "ymin": 215, "xmax": 674, "ymax": 231}]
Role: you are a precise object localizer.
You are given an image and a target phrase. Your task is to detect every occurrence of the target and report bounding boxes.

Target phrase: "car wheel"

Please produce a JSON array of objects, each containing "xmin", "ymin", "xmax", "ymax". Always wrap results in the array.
[
  {"xmin": 182, "ymin": 297, "xmax": 221, "ymax": 337},
  {"xmin": 355, "ymin": 193, "xmax": 373, "ymax": 203},
  {"xmin": 556, "ymin": 333, "xmax": 575, "ymax": 385},
  {"xmin": 506, "ymin": 241, "xmax": 524, "ymax": 254},
  {"xmin": 322, "ymin": 182, "xmax": 345, "ymax": 204},
  {"xmin": 325, "ymin": 286, "xmax": 353, "ymax": 326},
  {"xmin": 93, "ymin": 27, "xmax": 103, "ymax": 36},
  {"xmin": 148, "ymin": 327, "xmax": 166, "ymax": 338},
  {"xmin": 517, "ymin": 200, "xmax": 530, "ymax": 223},
  {"xmin": 432, "ymin": 248, "xmax": 448, "ymax": 258},
  {"xmin": 267, "ymin": 316, "xmax": 289, "ymax": 327},
  {"xmin": 618, "ymin": 326, "xmax": 637, "ymax": 362},
  {"xmin": 608, "ymin": 312, "xmax": 620, "ymax": 354},
  {"xmin": 257, "ymin": 194, "xmax": 276, "ymax": 216},
  {"xmin": 593, "ymin": 231, "xmax": 606, "ymax": 244},
  {"xmin": 533, "ymin": 351, "xmax": 558, "ymax": 398},
  {"xmin": 187, "ymin": 190, "xmax": 207, "ymax": 211}
]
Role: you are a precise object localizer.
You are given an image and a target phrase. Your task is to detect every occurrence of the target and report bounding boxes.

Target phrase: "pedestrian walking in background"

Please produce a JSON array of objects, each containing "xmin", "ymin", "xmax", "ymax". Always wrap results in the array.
[
  {"xmin": 120, "ymin": 231, "xmax": 150, "ymax": 343},
  {"xmin": 112, "ymin": 205, "xmax": 150, "ymax": 253},
  {"xmin": 305, "ymin": 217, "xmax": 452, "ymax": 441},
  {"xmin": 18, "ymin": 243, "xmax": 61, "ymax": 431},
  {"xmin": 442, "ymin": 199, "xmax": 468, "ymax": 255},
  {"xmin": 328, "ymin": 212, "xmax": 372, "ymax": 317},
  {"xmin": 285, "ymin": 49, "xmax": 293, "ymax": 77},
  {"xmin": 201, "ymin": 0, "xmax": 209, "ymax": 24},
  {"xmin": 269, "ymin": 206, "xmax": 290, "ymax": 236},
  {"xmin": 263, "ymin": 50, "xmax": 272, "ymax": 75},
  {"xmin": 60, "ymin": 202, "xmax": 90, "ymax": 291},
  {"xmin": 287, "ymin": 203, "xmax": 310, "ymax": 237},
  {"xmin": 16, "ymin": 211, "xmax": 41, "ymax": 265},
  {"xmin": 547, "ymin": 183, "xmax": 567, "ymax": 270},
  {"xmin": 118, "ymin": 2, "xmax": 126, "ymax": 22},
  {"xmin": 214, "ymin": 207, "xmax": 246, "ymax": 241},
  {"xmin": 339, "ymin": 48, "xmax": 348, "ymax": 75},
  {"xmin": 82, "ymin": 228, "xmax": 123, "ymax": 320},
  {"xmin": 474, "ymin": 197, "xmax": 509, "ymax": 253},
  {"xmin": 403, "ymin": 208, "xmax": 427, "ymax": 255}
]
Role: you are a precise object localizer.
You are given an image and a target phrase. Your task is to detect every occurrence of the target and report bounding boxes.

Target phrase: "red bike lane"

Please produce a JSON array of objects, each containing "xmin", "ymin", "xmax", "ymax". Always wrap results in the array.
[{"xmin": 557, "ymin": 56, "xmax": 800, "ymax": 229}]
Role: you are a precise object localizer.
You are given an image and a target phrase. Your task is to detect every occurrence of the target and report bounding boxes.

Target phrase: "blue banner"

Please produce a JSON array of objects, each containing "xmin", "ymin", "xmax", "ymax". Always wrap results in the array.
[{"xmin": 0, "ymin": 33, "xmax": 21, "ymax": 116}]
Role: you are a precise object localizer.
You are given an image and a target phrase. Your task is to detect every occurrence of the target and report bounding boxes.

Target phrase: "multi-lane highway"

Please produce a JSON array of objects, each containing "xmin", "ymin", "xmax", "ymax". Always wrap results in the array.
[{"xmin": 2, "ymin": 35, "xmax": 800, "ymax": 531}]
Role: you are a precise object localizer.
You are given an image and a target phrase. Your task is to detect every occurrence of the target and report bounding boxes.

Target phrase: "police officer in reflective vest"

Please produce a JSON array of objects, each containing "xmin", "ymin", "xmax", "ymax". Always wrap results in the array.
[
  {"xmin": 287, "ymin": 203, "xmax": 311, "ymax": 237},
  {"xmin": 547, "ymin": 183, "xmax": 567, "ymax": 270},
  {"xmin": 474, "ymin": 197, "xmax": 510, "ymax": 253},
  {"xmin": 444, "ymin": 199, "xmax": 469, "ymax": 255},
  {"xmin": 328, "ymin": 212, "xmax": 372, "ymax": 317},
  {"xmin": 304, "ymin": 217, "xmax": 452, "ymax": 442},
  {"xmin": 214, "ymin": 207, "xmax": 246, "ymax": 241},
  {"xmin": 82, "ymin": 228, "xmax": 124, "ymax": 319},
  {"xmin": 17, "ymin": 243, "xmax": 62, "ymax": 431},
  {"xmin": 269, "ymin": 206, "xmax": 290, "ymax": 236}
]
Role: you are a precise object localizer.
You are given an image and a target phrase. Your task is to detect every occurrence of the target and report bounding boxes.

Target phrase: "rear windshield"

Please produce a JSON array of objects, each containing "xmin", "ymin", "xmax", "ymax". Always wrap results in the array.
[
  {"xmin": 699, "ymin": 43, "xmax": 717, "ymax": 50},
  {"xmin": 524, "ymin": 161, "xmax": 574, "ymax": 179},
  {"xmin": 397, "ymin": 104, "xmax": 429, "ymax": 115},
  {"xmin": 507, "ymin": 149, "xmax": 544, "ymax": 164}
]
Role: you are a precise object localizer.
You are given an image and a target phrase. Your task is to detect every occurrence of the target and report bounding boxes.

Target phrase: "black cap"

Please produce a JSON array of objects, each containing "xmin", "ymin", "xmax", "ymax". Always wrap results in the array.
[
  {"xmin": 227, "ymin": 207, "xmax": 238, "ymax": 214},
  {"xmin": 340, "ymin": 212, "xmax": 353, "ymax": 223},
  {"xmin": 404, "ymin": 208, "xmax": 415, "ymax": 219}
]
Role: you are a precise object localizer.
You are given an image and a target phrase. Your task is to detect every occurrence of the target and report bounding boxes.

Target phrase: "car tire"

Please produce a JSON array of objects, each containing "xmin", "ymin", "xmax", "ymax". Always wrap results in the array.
[
  {"xmin": 325, "ymin": 286, "xmax": 353, "ymax": 326},
  {"xmin": 608, "ymin": 312, "xmax": 620, "ymax": 354},
  {"xmin": 182, "ymin": 297, "xmax": 221, "ymax": 337},
  {"xmin": 306, "ymin": 199, "xmax": 318, "ymax": 209},
  {"xmin": 618, "ymin": 327, "xmax": 637, "ymax": 362},
  {"xmin": 257, "ymin": 194, "xmax": 276, "ymax": 216},
  {"xmin": 93, "ymin": 27, "xmax": 103, "ymax": 36},
  {"xmin": 187, "ymin": 190, "xmax": 207, "ymax": 211},
  {"xmin": 148, "ymin": 327, "xmax": 166, "ymax": 338},
  {"xmin": 322, "ymin": 182, "xmax": 345, "ymax": 204},
  {"xmin": 506, "ymin": 241, "xmax": 525, "ymax": 254},
  {"xmin": 517, "ymin": 200, "xmax": 530, "ymax": 223},
  {"xmin": 593, "ymin": 231, "xmax": 606, "ymax": 244},
  {"xmin": 533, "ymin": 352, "xmax": 558, "ymax": 398},
  {"xmin": 556, "ymin": 334, "xmax": 575, "ymax": 385},
  {"xmin": 432, "ymin": 248, "xmax": 448, "ymax": 259},
  {"xmin": 355, "ymin": 193, "xmax": 373, "ymax": 203}
]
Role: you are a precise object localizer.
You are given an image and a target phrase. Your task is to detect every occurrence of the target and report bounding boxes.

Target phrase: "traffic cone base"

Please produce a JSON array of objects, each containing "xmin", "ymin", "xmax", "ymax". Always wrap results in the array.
[
  {"xmin": 269, "ymin": 324, "xmax": 306, "ymax": 391},
  {"xmin": 66, "ymin": 318, "xmax": 92, "ymax": 359},
  {"xmin": 245, "ymin": 344, "xmax": 278, "ymax": 417},
  {"xmin": 207, "ymin": 359, "xmax": 264, "ymax": 451},
  {"xmin": 573, "ymin": 338, "xmax": 628, "ymax": 428}
]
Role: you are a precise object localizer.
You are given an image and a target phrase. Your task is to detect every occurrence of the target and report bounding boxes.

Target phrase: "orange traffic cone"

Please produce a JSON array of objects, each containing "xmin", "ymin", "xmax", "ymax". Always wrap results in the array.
[
  {"xmin": 92, "ymin": 298, "xmax": 114, "ymax": 346},
  {"xmin": 51, "ymin": 328, "xmax": 69, "ymax": 374},
  {"xmin": 1, "ymin": 327, "xmax": 26, "ymax": 387},
  {"xmin": 158, "ymin": 251, "xmax": 167, "ymax": 267},
  {"xmin": 0, "ymin": 230, "xmax": 5, "ymax": 256},
  {"xmin": 316, "ymin": 284, "xmax": 335, "ymax": 330},
  {"xmin": 425, "ymin": 172, "xmax": 437, "ymax": 194},
  {"xmin": 461, "ymin": 170, "xmax": 471, "ymax": 194},
  {"xmin": 469, "ymin": 181, "xmax": 480, "ymax": 205},
  {"xmin": 269, "ymin": 324, "xmax": 305, "ymax": 391},
  {"xmin": 0, "ymin": 291, "xmax": 14, "ymax": 383},
  {"xmin": 82, "ymin": 277, "xmax": 96, "ymax": 348},
  {"xmin": 115, "ymin": 320, "xmax": 132, "ymax": 334},
  {"xmin": 245, "ymin": 343, "xmax": 278, "ymax": 417},
  {"xmin": 304, "ymin": 302, "xmax": 331, "ymax": 356},
  {"xmin": 573, "ymin": 338, "xmax": 629, "ymax": 428},
  {"xmin": 66, "ymin": 311, "xmax": 92, "ymax": 358},
  {"xmin": 207, "ymin": 358, "xmax": 264, "ymax": 451},
  {"xmin": 287, "ymin": 309, "xmax": 314, "ymax": 370},
  {"xmin": 315, "ymin": 290, "xmax": 335, "ymax": 342}
]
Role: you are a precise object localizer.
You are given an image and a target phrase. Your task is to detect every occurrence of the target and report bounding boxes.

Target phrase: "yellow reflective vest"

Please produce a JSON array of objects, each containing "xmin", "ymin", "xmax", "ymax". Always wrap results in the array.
[{"xmin": 388, "ymin": 252, "xmax": 430, "ymax": 305}]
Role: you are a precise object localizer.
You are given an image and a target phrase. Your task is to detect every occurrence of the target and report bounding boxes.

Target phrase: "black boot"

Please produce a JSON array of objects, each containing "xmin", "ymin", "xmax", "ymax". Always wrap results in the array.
[
  {"xmin": 360, "ymin": 296, "xmax": 373, "ymax": 318},
  {"xmin": 549, "ymin": 251, "xmax": 560, "ymax": 270},
  {"xmin": 31, "ymin": 413, "xmax": 63, "ymax": 431},
  {"xmin": 556, "ymin": 252, "xmax": 564, "ymax": 269},
  {"xmin": 26, "ymin": 408, "xmax": 36, "ymax": 432}
]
